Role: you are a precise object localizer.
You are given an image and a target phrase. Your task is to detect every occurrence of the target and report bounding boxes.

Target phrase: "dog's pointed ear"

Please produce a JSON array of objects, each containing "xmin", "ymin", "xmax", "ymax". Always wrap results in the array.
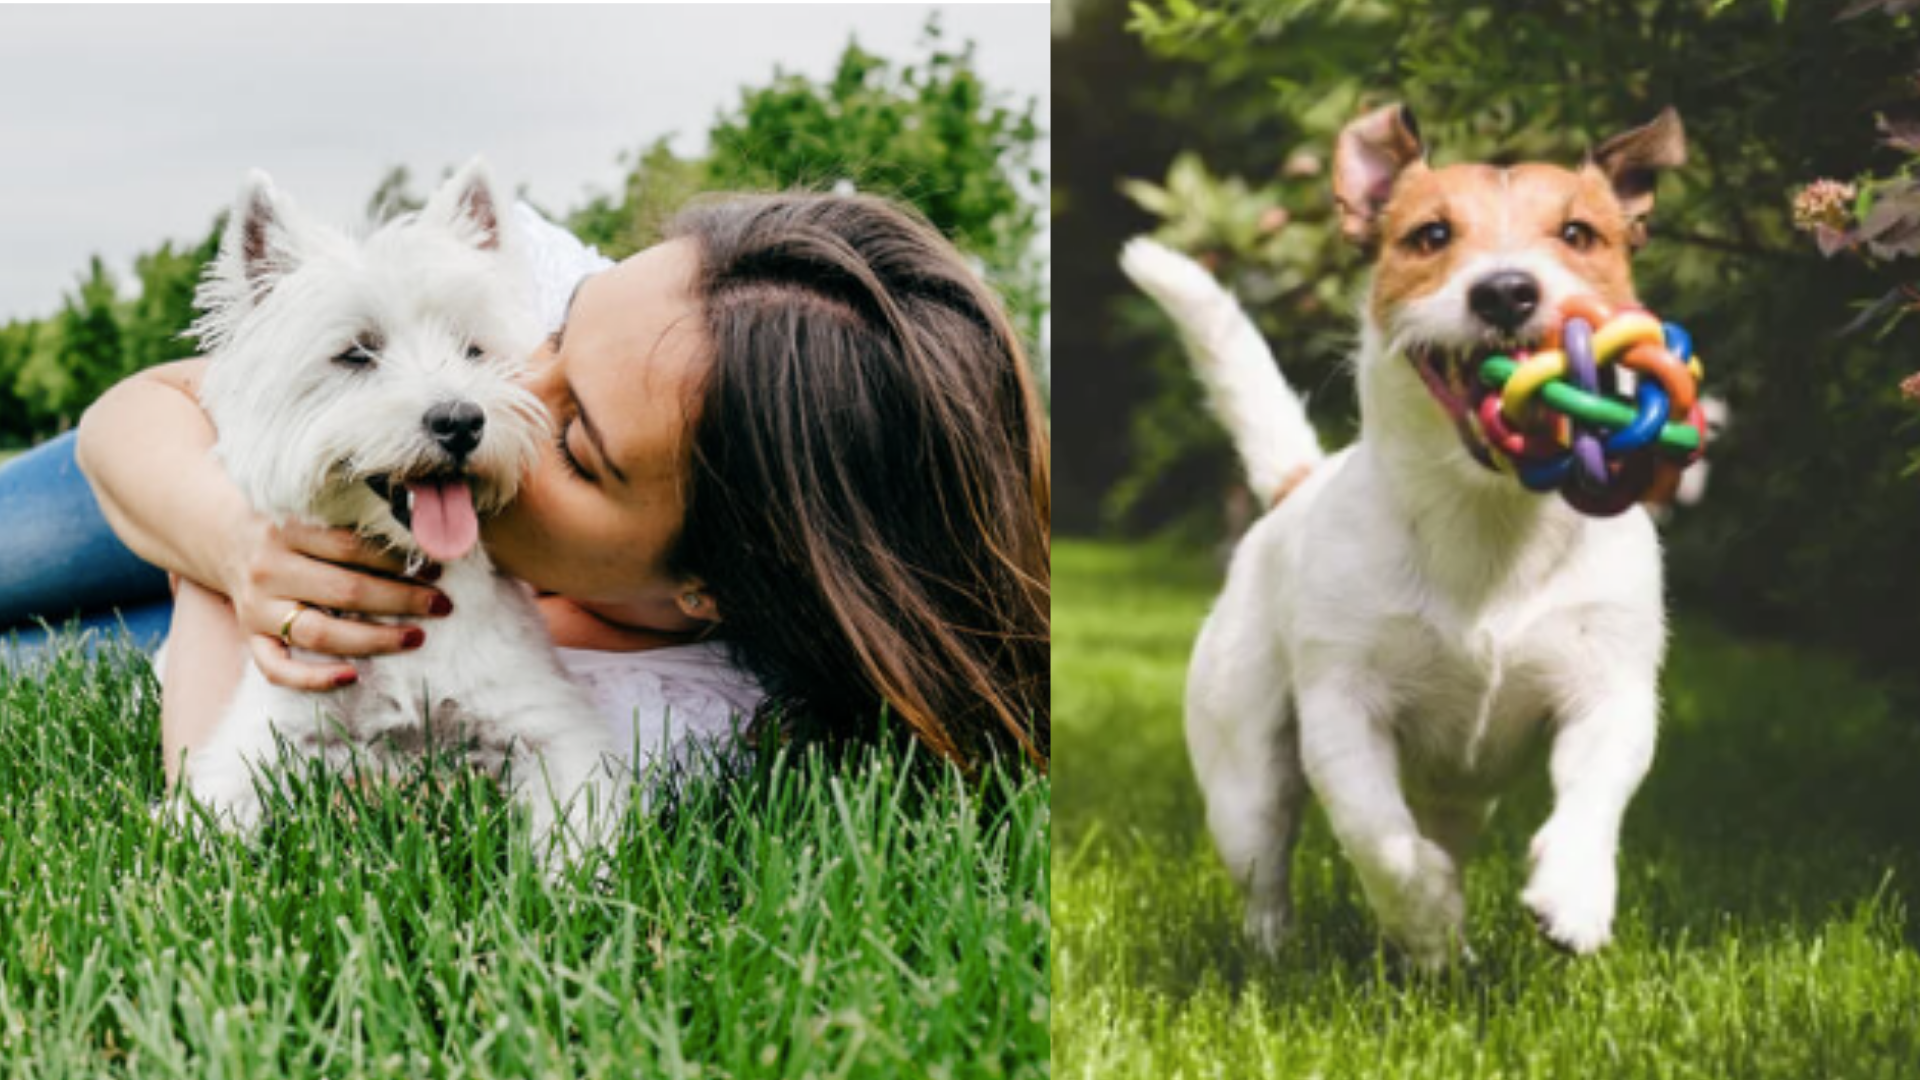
[
  {"xmin": 423, "ymin": 158, "xmax": 504, "ymax": 252},
  {"xmin": 220, "ymin": 170, "xmax": 302, "ymax": 301},
  {"xmin": 1589, "ymin": 108, "xmax": 1687, "ymax": 249},
  {"xmin": 1333, "ymin": 103, "xmax": 1426, "ymax": 244}
]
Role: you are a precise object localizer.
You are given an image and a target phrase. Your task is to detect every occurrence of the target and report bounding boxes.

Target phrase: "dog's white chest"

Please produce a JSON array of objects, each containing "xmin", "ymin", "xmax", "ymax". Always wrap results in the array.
[{"xmin": 1374, "ymin": 608, "xmax": 1556, "ymax": 791}]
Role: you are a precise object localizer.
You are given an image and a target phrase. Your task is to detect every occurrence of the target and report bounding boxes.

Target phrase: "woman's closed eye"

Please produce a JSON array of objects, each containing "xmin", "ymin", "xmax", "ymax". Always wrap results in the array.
[{"xmin": 554, "ymin": 421, "xmax": 595, "ymax": 482}]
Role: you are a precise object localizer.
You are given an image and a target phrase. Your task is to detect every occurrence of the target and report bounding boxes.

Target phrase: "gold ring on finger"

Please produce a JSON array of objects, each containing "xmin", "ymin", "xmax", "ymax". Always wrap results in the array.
[{"xmin": 278, "ymin": 602, "xmax": 309, "ymax": 649}]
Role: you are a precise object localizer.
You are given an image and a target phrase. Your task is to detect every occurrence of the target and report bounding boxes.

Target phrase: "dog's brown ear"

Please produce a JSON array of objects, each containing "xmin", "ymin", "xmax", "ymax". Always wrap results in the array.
[
  {"xmin": 1591, "ymin": 108, "xmax": 1687, "ymax": 248},
  {"xmin": 1333, "ymin": 103, "xmax": 1426, "ymax": 244}
]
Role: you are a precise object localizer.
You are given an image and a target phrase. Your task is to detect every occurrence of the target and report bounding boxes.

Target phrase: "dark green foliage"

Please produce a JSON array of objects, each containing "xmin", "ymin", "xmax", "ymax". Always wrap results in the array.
[
  {"xmin": 704, "ymin": 22, "xmax": 1047, "ymax": 351},
  {"xmin": 1055, "ymin": 0, "xmax": 1920, "ymax": 665},
  {"xmin": 0, "ymin": 636, "xmax": 1049, "ymax": 1077}
]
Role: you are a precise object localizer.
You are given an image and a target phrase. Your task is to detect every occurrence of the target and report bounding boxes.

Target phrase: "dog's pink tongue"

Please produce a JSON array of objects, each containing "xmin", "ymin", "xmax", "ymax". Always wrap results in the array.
[{"xmin": 407, "ymin": 480, "xmax": 478, "ymax": 562}]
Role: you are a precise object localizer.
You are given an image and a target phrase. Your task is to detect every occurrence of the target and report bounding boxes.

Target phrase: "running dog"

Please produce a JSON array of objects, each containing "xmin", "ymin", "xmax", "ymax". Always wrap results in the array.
[{"xmin": 1121, "ymin": 104, "xmax": 1686, "ymax": 966}]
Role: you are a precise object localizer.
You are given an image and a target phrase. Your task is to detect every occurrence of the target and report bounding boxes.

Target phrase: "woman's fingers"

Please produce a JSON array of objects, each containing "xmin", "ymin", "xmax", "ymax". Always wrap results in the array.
[
  {"xmin": 293, "ymin": 559, "xmax": 445, "ymax": 621},
  {"xmin": 247, "ymin": 605, "xmax": 428, "ymax": 691},
  {"xmin": 248, "ymin": 635, "xmax": 357, "ymax": 692},
  {"xmin": 280, "ymin": 521, "xmax": 420, "ymax": 578},
  {"xmin": 282, "ymin": 605, "xmax": 425, "ymax": 658}
]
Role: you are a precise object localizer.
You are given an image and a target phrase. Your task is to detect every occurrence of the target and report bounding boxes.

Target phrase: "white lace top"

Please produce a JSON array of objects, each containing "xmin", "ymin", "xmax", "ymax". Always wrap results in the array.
[{"xmin": 556, "ymin": 640, "xmax": 763, "ymax": 777}]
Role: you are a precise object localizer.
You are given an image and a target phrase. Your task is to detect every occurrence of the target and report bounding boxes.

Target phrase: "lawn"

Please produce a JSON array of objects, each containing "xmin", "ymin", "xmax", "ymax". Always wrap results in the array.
[
  {"xmin": 0, "ymin": 636, "xmax": 1049, "ymax": 1079},
  {"xmin": 1053, "ymin": 539, "xmax": 1920, "ymax": 1079}
]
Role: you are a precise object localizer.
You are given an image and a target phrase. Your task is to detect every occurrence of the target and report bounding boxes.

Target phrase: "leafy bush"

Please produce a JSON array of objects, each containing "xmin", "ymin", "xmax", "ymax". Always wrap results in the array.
[{"xmin": 1055, "ymin": 0, "xmax": 1920, "ymax": 666}]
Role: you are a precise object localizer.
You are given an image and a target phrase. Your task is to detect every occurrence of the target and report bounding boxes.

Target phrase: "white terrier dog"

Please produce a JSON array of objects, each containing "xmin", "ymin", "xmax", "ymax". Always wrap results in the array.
[
  {"xmin": 1122, "ymin": 104, "xmax": 1687, "ymax": 966},
  {"xmin": 183, "ymin": 161, "xmax": 625, "ymax": 858}
]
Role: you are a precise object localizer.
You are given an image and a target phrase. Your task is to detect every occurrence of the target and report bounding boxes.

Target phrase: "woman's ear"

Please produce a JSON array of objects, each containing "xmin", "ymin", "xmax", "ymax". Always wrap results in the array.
[{"xmin": 676, "ymin": 583, "xmax": 723, "ymax": 624}]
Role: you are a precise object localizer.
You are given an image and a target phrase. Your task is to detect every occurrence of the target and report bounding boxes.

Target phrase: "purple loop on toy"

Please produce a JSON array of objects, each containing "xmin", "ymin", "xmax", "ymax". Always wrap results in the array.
[
  {"xmin": 1562, "ymin": 318, "xmax": 1598, "ymax": 392},
  {"xmin": 1573, "ymin": 432, "xmax": 1608, "ymax": 489},
  {"xmin": 1559, "ymin": 316, "xmax": 1608, "ymax": 489}
]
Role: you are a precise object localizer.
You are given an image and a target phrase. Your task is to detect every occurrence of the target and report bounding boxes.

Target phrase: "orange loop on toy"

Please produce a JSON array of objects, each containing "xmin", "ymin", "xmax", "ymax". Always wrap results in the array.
[
  {"xmin": 1617, "ymin": 342, "xmax": 1698, "ymax": 414},
  {"xmin": 1544, "ymin": 296, "xmax": 1618, "ymax": 350}
]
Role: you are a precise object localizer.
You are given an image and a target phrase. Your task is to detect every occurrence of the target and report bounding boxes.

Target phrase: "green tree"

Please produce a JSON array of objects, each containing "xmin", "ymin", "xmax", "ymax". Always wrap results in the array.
[
  {"xmin": 563, "ymin": 138, "xmax": 710, "ymax": 258},
  {"xmin": 704, "ymin": 22, "xmax": 1048, "ymax": 350},
  {"xmin": 12, "ymin": 258, "xmax": 123, "ymax": 432},
  {"xmin": 122, "ymin": 228, "xmax": 219, "ymax": 377}
]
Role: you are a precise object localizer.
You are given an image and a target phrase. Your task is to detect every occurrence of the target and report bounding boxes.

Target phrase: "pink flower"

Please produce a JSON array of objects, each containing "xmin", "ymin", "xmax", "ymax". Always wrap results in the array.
[{"xmin": 1793, "ymin": 179, "xmax": 1859, "ymax": 233}]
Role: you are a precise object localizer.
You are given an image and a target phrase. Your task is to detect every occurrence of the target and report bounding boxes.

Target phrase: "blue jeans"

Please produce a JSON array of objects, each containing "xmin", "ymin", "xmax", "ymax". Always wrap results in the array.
[{"xmin": 0, "ymin": 431, "xmax": 173, "ymax": 660}]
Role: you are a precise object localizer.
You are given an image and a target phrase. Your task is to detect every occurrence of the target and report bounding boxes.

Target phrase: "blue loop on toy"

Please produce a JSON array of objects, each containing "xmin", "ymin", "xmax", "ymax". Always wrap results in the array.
[
  {"xmin": 1603, "ymin": 379, "xmax": 1672, "ymax": 455},
  {"xmin": 1662, "ymin": 322, "xmax": 1692, "ymax": 362},
  {"xmin": 1518, "ymin": 453, "xmax": 1572, "ymax": 492}
]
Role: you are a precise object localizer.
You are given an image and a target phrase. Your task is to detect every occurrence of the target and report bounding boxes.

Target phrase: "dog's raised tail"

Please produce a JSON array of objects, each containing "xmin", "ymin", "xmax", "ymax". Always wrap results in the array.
[{"xmin": 1119, "ymin": 237, "xmax": 1325, "ymax": 506}]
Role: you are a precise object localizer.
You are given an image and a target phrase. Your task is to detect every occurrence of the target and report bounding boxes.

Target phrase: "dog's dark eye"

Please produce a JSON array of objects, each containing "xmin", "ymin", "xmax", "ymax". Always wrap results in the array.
[
  {"xmin": 332, "ymin": 342, "xmax": 376, "ymax": 368},
  {"xmin": 1560, "ymin": 221, "xmax": 1599, "ymax": 251},
  {"xmin": 465, "ymin": 344, "xmax": 485, "ymax": 361},
  {"xmin": 1404, "ymin": 221, "xmax": 1452, "ymax": 256}
]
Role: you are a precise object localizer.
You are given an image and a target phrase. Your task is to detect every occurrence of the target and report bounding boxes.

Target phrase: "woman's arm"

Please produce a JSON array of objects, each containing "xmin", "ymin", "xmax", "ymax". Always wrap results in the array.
[
  {"xmin": 75, "ymin": 361, "xmax": 447, "ymax": 689},
  {"xmin": 76, "ymin": 359, "xmax": 250, "ymax": 592}
]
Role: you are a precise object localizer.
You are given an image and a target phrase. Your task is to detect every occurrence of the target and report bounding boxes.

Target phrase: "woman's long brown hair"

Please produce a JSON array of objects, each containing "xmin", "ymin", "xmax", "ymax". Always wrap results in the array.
[{"xmin": 664, "ymin": 193, "xmax": 1050, "ymax": 772}]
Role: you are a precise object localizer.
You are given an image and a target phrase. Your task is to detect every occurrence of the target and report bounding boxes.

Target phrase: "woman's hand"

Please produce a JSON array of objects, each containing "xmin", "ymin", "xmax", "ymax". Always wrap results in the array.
[
  {"xmin": 76, "ymin": 360, "xmax": 453, "ymax": 692},
  {"xmin": 225, "ymin": 518, "xmax": 450, "ymax": 691}
]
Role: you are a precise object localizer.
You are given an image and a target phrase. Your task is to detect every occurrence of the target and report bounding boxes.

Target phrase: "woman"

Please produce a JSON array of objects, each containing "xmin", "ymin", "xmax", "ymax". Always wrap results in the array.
[{"xmin": 32, "ymin": 192, "xmax": 1048, "ymax": 778}]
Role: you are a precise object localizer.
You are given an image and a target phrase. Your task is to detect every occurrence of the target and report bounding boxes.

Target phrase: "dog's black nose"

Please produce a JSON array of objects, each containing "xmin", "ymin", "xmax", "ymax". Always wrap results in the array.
[
  {"xmin": 424, "ymin": 401, "xmax": 485, "ymax": 459},
  {"xmin": 1468, "ymin": 271, "xmax": 1541, "ymax": 333}
]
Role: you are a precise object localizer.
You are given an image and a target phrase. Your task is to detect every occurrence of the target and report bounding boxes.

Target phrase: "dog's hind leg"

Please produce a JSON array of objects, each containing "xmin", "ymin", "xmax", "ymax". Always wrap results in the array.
[{"xmin": 1186, "ymin": 595, "xmax": 1307, "ymax": 957}]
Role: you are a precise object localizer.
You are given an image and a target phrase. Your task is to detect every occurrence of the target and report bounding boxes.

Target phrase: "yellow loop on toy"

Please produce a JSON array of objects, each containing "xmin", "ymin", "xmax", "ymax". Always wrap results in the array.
[
  {"xmin": 1500, "ymin": 349, "xmax": 1567, "ymax": 421},
  {"xmin": 1688, "ymin": 357, "xmax": 1705, "ymax": 382},
  {"xmin": 1590, "ymin": 311, "xmax": 1665, "ymax": 365},
  {"xmin": 1619, "ymin": 342, "xmax": 1697, "ymax": 413}
]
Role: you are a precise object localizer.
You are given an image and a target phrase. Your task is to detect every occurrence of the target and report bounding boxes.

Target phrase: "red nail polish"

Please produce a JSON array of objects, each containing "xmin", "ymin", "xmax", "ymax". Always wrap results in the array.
[
  {"xmin": 334, "ymin": 670, "xmax": 358, "ymax": 688},
  {"xmin": 429, "ymin": 595, "xmax": 453, "ymax": 617},
  {"xmin": 402, "ymin": 627, "xmax": 426, "ymax": 649}
]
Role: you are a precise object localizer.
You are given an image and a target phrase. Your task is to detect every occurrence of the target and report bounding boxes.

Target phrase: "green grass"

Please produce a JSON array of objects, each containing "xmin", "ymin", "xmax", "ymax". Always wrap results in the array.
[
  {"xmin": 1053, "ymin": 540, "xmax": 1920, "ymax": 1079},
  {"xmin": 0, "ymin": 637, "xmax": 1049, "ymax": 1078}
]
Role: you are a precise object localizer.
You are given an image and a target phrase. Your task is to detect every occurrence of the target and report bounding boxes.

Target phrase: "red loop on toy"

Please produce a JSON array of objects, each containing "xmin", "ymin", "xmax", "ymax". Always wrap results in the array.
[
  {"xmin": 1682, "ymin": 403, "xmax": 1708, "ymax": 465},
  {"xmin": 1476, "ymin": 392, "xmax": 1564, "ymax": 460},
  {"xmin": 1644, "ymin": 460, "xmax": 1682, "ymax": 506}
]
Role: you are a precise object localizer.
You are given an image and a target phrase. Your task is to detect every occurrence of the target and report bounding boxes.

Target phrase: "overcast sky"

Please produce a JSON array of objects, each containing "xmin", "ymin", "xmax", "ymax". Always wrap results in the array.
[{"xmin": 0, "ymin": 4, "xmax": 1048, "ymax": 323}]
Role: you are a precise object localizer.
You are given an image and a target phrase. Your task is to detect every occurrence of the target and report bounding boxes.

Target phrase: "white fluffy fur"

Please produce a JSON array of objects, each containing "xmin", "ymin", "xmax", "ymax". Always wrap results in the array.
[
  {"xmin": 185, "ymin": 161, "xmax": 625, "ymax": 861},
  {"xmin": 1120, "ymin": 239, "xmax": 1325, "ymax": 504},
  {"xmin": 1124, "ymin": 238, "xmax": 1665, "ymax": 967}
]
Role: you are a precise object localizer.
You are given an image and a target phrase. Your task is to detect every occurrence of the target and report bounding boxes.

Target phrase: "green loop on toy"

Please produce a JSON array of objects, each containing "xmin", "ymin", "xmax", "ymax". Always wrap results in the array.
[{"xmin": 1479, "ymin": 356, "xmax": 1702, "ymax": 454}]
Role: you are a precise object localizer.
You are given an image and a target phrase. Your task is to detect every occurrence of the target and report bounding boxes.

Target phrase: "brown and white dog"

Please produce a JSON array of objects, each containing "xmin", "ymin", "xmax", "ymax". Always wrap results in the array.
[{"xmin": 1122, "ymin": 104, "xmax": 1686, "ymax": 967}]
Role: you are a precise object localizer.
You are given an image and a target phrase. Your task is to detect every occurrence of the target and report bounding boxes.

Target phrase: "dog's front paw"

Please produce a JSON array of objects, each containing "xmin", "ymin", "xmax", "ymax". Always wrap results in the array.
[
  {"xmin": 1242, "ymin": 898, "xmax": 1292, "ymax": 957},
  {"xmin": 1362, "ymin": 835, "xmax": 1467, "ymax": 970},
  {"xmin": 1522, "ymin": 823, "xmax": 1618, "ymax": 955}
]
